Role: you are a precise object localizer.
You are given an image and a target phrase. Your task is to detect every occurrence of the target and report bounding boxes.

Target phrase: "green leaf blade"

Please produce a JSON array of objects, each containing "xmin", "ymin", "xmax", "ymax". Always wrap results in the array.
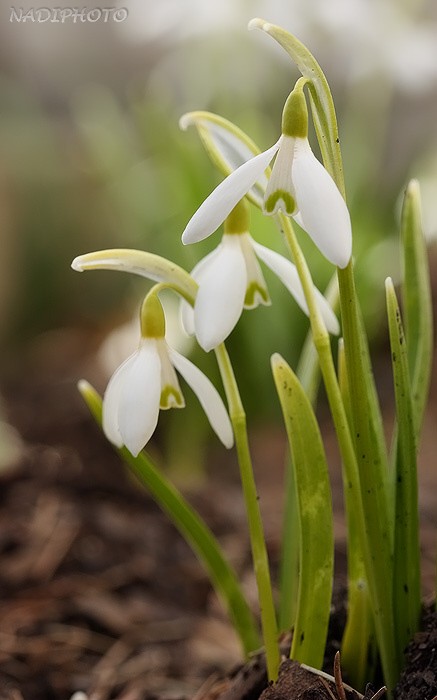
[
  {"xmin": 272, "ymin": 354, "xmax": 333, "ymax": 669},
  {"xmin": 401, "ymin": 179, "xmax": 433, "ymax": 433},
  {"xmin": 385, "ymin": 279, "xmax": 421, "ymax": 661}
]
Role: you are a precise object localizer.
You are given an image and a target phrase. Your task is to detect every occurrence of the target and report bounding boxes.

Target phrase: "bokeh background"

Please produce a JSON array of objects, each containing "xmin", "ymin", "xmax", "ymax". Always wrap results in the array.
[{"xmin": 1, "ymin": 0, "xmax": 437, "ymax": 470}]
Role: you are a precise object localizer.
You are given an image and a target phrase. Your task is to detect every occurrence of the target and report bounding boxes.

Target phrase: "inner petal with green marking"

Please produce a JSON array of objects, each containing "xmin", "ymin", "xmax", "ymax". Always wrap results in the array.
[
  {"xmin": 157, "ymin": 339, "xmax": 185, "ymax": 410},
  {"xmin": 160, "ymin": 385, "xmax": 185, "ymax": 409},
  {"xmin": 244, "ymin": 282, "xmax": 270, "ymax": 308},
  {"xmin": 263, "ymin": 135, "xmax": 297, "ymax": 217},
  {"xmin": 239, "ymin": 232, "xmax": 271, "ymax": 310},
  {"xmin": 264, "ymin": 189, "xmax": 296, "ymax": 216}
]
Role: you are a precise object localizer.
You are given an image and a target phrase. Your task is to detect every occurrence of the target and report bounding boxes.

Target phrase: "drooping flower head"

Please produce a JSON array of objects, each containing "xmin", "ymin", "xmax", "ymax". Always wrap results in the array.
[
  {"xmin": 102, "ymin": 292, "xmax": 233, "ymax": 456},
  {"xmin": 182, "ymin": 81, "xmax": 352, "ymax": 269},
  {"xmin": 181, "ymin": 199, "xmax": 340, "ymax": 352}
]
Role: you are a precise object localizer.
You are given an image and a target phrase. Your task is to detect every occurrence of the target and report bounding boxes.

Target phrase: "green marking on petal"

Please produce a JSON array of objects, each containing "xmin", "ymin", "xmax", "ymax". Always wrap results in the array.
[
  {"xmin": 244, "ymin": 282, "xmax": 270, "ymax": 308},
  {"xmin": 160, "ymin": 386, "xmax": 185, "ymax": 409},
  {"xmin": 264, "ymin": 190, "xmax": 296, "ymax": 215}
]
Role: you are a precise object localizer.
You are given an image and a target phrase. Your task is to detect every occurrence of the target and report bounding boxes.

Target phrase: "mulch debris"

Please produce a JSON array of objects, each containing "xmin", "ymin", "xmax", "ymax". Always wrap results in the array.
[{"xmin": 0, "ymin": 334, "xmax": 435, "ymax": 700}]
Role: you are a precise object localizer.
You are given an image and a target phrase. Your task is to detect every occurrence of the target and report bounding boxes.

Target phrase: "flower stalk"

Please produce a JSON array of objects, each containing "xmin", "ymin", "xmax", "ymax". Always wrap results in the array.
[
  {"xmin": 215, "ymin": 343, "xmax": 280, "ymax": 681},
  {"xmin": 78, "ymin": 380, "xmax": 261, "ymax": 656}
]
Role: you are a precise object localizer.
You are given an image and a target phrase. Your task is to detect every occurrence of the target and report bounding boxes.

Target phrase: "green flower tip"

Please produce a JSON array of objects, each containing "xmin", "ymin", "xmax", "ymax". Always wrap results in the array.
[
  {"xmin": 77, "ymin": 378, "xmax": 93, "ymax": 398},
  {"xmin": 71, "ymin": 255, "xmax": 85, "ymax": 272},
  {"xmin": 248, "ymin": 17, "xmax": 270, "ymax": 32},
  {"xmin": 179, "ymin": 111, "xmax": 197, "ymax": 131},
  {"xmin": 140, "ymin": 294, "xmax": 166, "ymax": 339},
  {"xmin": 282, "ymin": 87, "xmax": 308, "ymax": 139},
  {"xmin": 270, "ymin": 352, "xmax": 285, "ymax": 372},
  {"xmin": 77, "ymin": 379, "xmax": 101, "ymax": 416},
  {"xmin": 406, "ymin": 178, "xmax": 420, "ymax": 200},
  {"xmin": 385, "ymin": 276, "xmax": 394, "ymax": 293},
  {"xmin": 224, "ymin": 199, "xmax": 250, "ymax": 235}
]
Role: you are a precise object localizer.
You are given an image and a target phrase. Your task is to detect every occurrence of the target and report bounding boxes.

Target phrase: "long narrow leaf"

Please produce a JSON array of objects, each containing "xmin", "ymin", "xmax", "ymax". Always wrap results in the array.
[
  {"xmin": 278, "ymin": 453, "xmax": 300, "ymax": 632},
  {"xmin": 78, "ymin": 381, "xmax": 261, "ymax": 656},
  {"xmin": 272, "ymin": 354, "xmax": 333, "ymax": 669},
  {"xmin": 401, "ymin": 179, "xmax": 433, "ymax": 433},
  {"xmin": 385, "ymin": 279, "xmax": 421, "ymax": 661}
]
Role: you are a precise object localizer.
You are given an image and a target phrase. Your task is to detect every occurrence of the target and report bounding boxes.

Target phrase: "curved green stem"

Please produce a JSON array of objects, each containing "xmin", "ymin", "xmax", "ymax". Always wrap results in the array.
[
  {"xmin": 79, "ymin": 381, "xmax": 261, "ymax": 657},
  {"xmin": 277, "ymin": 213, "xmax": 399, "ymax": 690},
  {"xmin": 215, "ymin": 344, "xmax": 280, "ymax": 681}
]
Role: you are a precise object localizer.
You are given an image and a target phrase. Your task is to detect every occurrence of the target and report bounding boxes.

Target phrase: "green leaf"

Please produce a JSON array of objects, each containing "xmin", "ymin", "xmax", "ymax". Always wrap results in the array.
[
  {"xmin": 78, "ymin": 380, "xmax": 261, "ymax": 657},
  {"xmin": 249, "ymin": 18, "xmax": 345, "ymax": 196},
  {"xmin": 401, "ymin": 179, "xmax": 433, "ymax": 433},
  {"xmin": 278, "ymin": 452, "xmax": 300, "ymax": 633},
  {"xmin": 385, "ymin": 279, "xmax": 421, "ymax": 661},
  {"xmin": 272, "ymin": 354, "xmax": 333, "ymax": 669}
]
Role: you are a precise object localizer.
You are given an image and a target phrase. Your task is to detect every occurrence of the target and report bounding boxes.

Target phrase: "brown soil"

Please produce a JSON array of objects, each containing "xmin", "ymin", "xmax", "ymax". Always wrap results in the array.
[{"xmin": 0, "ymin": 331, "xmax": 435, "ymax": 699}]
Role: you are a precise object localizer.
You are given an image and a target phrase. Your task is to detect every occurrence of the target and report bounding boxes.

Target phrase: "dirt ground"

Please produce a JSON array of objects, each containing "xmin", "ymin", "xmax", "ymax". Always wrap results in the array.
[{"xmin": 0, "ymin": 326, "xmax": 435, "ymax": 699}]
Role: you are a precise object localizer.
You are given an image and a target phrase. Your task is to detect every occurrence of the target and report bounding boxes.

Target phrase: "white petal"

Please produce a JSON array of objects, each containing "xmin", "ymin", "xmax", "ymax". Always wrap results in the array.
[
  {"xmin": 238, "ymin": 233, "xmax": 271, "ymax": 309},
  {"xmin": 180, "ymin": 112, "xmax": 268, "ymax": 208},
  {"xmin": 180, "ymin": 299, "xmax": 196, "ymax": 337},
  {"xmin": 182, "ymin": 141, "xmax": 280, "ymax": 245},
  {"xmin": 263, "ymin": 135, "xmax": 297, "ymax": 216},
  {"xmin": 253, "ymin": 241, "xmax": 340, "ymax": 335},
  {"xmin": 168, "ymin": 347, "xmax": 234, "ymax": 449},
  {"xmin": 102, "ymin": 351, "xmax": 137, "ymax": 448},
  {"xmin": 117, "ymin": 341, "xmax": 162, "ymax": 457},
  {"xmin": 291, "ymin": 138, "xmax": 352, "ymax": 269},
  {"xmin": 180, "ymin": 246, "xmax": 222, "ymax": 336},
  {"xmin": 194, "ymin": 236, "xmax": 247, "ymax": 351}
]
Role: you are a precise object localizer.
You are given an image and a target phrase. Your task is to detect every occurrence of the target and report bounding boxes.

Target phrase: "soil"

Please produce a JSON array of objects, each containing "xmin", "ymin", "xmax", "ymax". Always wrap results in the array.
[{"xmin": 0, "ymin": 329, "xmax": 436, "ymax": 700}]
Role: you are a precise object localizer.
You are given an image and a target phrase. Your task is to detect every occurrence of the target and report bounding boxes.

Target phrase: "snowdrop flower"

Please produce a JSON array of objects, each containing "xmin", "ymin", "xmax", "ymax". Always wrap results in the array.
[
  {"xmin": 182, "ymin": 83, "xmax": 352, "ymax": 269},
  {"xmin": 103, "ymin": 293, "xmax": 233, "ymax": 456},
  {"xmin": 181, "ymin": 200, "xmax": 339, "ymax": 352}
]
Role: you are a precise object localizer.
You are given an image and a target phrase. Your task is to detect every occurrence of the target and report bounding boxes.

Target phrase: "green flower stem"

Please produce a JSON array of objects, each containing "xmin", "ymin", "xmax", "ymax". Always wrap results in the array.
[
  {"xmin": 215, "ymin": 344, "xmax": 280, "ymax": 681},
  {"xmin": 337, "ymin": 261, "xmax": 392, "ymax": 532},
  {"xmin": 338, "ymin": 339, "xmax": 375, "ymax": 690},
  {"xmin": 278, "ymin": 213, "xmax": 399, "ymax": 690},
  {"xmin": 78, "ymin": 381, "xmax": 261, "ymax": 657}
]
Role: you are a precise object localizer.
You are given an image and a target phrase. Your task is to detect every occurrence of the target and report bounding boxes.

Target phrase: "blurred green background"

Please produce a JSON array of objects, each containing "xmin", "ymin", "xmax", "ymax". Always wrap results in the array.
[{"xmin": 0, "ymin": 0, "xmax": 436, "ymax": 468}]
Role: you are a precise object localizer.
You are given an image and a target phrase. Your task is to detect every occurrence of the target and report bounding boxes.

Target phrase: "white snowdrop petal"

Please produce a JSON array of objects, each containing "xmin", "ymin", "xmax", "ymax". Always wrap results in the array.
[
  {"xmin": 291, "ymin": 139, "xmax": 352, "ymax": 269},
  {"xmin": 168, "ymin": 348, "xmax": 234, "ymax": 449},
  {"xmin": 263, "ymin": 135, "xmax": 297, "ymax": 216},
  {"xmin": 157, "ymin": 339, "xmax": 185, "ymax": 409},
  {"xmin": 182, "ymin": 141, "xmax": 280, "ymax": 245},
  {"xmin": 180, "ymin": 246, "xmax": 222, "ymax": 337},
  {"xmin": 199, "ymin": 120, "xmax": 267, "ymax": 206},
  {"xmin": 194, "ymin": 236, "xmax": 247, "ymax": 351},
  {"xmin": 180, "ymin": 299, "xmax": 195, "ymax": 337},
  {"xmin": 253, "ymin": 242, "xmax": 340, "ymax": 335},
  {"xmin": 118, "ymin": 341, "xmax": 162, "ymax": 457},
  {"xmin": 239, "ymin": 233, "xmax": 270, "ymax": 309},
  {"xmin": 102, "ymin": 351, "xmax": 137, "ymax": 448}
]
